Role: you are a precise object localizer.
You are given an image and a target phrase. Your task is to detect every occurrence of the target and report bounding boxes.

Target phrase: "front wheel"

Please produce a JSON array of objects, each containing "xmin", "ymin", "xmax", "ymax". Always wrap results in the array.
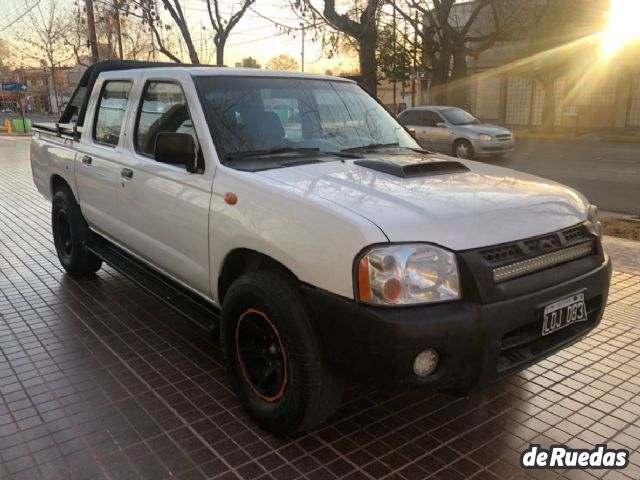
[
  {"xmin": 453, "ymin": 139, "xmax": 474, "ymax": 159},
  {"xmin": 52, "ymin": 187, "xmax": 102, "ymax": 276},
  {"xmin": 222, "ymin": 271, "xmax": 344, "ymax": 434}
]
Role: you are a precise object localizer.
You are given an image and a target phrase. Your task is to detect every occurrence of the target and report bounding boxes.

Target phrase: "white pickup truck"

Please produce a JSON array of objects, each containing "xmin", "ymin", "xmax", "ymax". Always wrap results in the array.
[{"xmin": 31, "ymin": 61, "xmax": 611, "ymax": 434}]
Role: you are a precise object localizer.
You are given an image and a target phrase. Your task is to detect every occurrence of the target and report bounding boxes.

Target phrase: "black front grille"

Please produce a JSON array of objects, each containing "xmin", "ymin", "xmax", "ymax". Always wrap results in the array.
[
  {"xmin": 496, "ymin": 134, "xmax": 512, "ymax": 141},
  {"xmin": 458, "ymin": 223, "xmax": 602, "ymax": 304},
  {"xmin": 477, "ymin": 224, "xmax": 592, "ymax": 267}
]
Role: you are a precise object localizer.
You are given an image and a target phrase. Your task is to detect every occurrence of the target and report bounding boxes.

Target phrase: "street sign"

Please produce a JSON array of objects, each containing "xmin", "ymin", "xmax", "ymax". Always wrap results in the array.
[{"xmin": 1, "ymin": 83, "xmax": 27, "ymax": 91}]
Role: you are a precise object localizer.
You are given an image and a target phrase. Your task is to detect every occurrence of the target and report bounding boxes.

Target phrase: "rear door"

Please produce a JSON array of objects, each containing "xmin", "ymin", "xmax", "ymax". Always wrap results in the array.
[
  {"xmin": 422, "ymin": 110, "xmax": 453, "ymax": 152},
  {"xmin": 397, "ymin": 110, "xmax": 428, "ymax": 147},
  {"xmin": 75, "ymin": 79, "xmax": 132, "ymax": 234},
  {"xmin": 115, "ymin": 76, "xmax": 213, "ymax": 297}
]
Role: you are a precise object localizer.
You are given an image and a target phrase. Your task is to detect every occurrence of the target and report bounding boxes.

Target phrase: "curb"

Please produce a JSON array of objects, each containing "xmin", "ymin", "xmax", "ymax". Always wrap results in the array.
[
  {"xmin": 601, "ymin": 135, "xmax": 640, "ymax": 144},
  {"xmin": 513, "ymin": 132, "xmax": 640, "ymax": 143},
  {"xmin": 0, "ymin": 132, "xmax": 32, "ymax": 137}
]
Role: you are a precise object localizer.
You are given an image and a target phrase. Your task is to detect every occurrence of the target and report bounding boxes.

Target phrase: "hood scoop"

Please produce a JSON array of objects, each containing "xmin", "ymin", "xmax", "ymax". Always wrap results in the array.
[{"xmin": 354, "ymin": 159, "xmax": 470, "ymax": 178}]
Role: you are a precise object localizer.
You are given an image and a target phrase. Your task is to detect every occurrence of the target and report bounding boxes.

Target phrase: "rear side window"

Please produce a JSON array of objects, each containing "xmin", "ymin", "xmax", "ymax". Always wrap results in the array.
[
  {"xmin": 135, "ymin": 81, "xmax": 196, "ymax": 157},
  {"xmin": 93, "ymin": 81, "xmax": 131, "ymax": 146},
  {"xmin": 398, "ymin": 110, "xmax": 420, "ymax": 125}
]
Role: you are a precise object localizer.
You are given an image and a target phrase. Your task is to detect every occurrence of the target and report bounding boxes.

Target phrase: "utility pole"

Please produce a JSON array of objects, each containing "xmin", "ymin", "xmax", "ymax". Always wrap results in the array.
[
  {"xmin": 392, "ymin": 0, "xmax": 397, "ymax": 113},
  {"xmin": 86, "ymin": 0, "xmax": 100, "ymax": 63},
  {"xmin": 300, "ymin": 23, "xmax": 305, "ymax": 73},
  {"xmin": 114, "ymin": 0, "xmax": 124, "ymax": 59},
  {"xmin": 411, "ymin": 11, "xmax": 418, "ymax": 107}
]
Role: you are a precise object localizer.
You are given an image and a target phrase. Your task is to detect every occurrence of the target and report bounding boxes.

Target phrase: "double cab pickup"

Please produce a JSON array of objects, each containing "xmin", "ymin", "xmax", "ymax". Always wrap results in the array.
[{"xmin": 31, "ymin": 61, "xmax": 611, "ymax": 434}]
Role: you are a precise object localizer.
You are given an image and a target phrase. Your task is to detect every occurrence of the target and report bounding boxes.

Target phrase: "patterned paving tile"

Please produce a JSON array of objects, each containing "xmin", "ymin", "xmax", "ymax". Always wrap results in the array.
[{"xmin": 1, "ymin": 138, "xmax": 639, "ymax": 479}]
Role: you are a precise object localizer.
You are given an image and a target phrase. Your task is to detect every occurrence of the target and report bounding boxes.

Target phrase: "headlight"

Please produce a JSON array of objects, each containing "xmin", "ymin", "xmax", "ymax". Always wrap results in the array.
[
  {"xmin": 586, "ymin": 204, "xmax": 603, "ymax": 238},
  {"xmin": 356, "ymin": 244, "xmax": 460, "ymax": 305},
  {"xmin": 478, "ymin": 134, "xmax": 493, "ymax": 142}
]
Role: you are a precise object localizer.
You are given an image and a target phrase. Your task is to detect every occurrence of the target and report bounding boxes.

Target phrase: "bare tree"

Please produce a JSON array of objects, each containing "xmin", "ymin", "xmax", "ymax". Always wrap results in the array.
[
  {"xmin": 10, "ymin": 0, "xmax": 73, "ymax": 113},
  {"xmin": 206, "ymin": 0, "xmax": 256, "ymax": 66},
  {"xmin": 120, "ymin": 0, "xmax": 253, "ymax": 65},
  {"xmin": 394, "ymin": 0, "xmax": 531, "ymax": 106},
  {"xmin": 293, "ymin": 0, "xmax": 385, "ymax": 95}
]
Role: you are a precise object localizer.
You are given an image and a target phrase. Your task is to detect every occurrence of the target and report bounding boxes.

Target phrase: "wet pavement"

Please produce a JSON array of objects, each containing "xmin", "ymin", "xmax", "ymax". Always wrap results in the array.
[{"xmin": 1, "ymin": 137, "xmax": 639, "ymax": 479}]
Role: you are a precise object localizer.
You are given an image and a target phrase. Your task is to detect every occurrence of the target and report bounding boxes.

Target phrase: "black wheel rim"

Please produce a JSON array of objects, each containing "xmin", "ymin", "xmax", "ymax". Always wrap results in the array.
[
  {"xmin": 235, "ymin": 309, "xmax": 288, "ymax": 403},
  {"xmin": 55, "ymin": 209, "xmax": 73, "ymax": 257}
]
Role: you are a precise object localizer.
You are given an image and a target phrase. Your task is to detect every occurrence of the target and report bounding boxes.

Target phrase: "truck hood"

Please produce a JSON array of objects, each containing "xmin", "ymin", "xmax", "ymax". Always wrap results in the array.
[{"xmin": 257, "ymin": 153, "xmax": 588, "ymax": 250}]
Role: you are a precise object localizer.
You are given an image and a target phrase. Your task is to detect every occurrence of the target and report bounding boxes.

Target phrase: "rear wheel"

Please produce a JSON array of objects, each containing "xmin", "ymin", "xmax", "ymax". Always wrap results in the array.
[
  {"xmin": 52, "ymin": 186, "xmax": 102, "ymax": 276},
  {"xmin": 453, "ymin": 139, "xmax": 474, "ymax": 159},
  {"xmin": 222, "ymin": 271, "xmax": 344, "ymax": 434}
]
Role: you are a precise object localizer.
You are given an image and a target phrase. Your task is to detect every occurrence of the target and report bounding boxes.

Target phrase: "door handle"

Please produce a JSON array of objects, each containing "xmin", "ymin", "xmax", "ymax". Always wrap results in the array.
[
  {"xmin": 121, "ymin": 168, "xmax": 134, "ymax": 179},
  {"xmin": 81, "ymin": 155, "xmax": 92, "ymax": 165}
]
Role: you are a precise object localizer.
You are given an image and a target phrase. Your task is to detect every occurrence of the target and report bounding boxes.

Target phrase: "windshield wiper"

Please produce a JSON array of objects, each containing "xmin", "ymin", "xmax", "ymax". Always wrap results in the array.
[
  {"xmin": 340, "ymin": 142, "xmax": 400, "ymax": 153},
  {"xmin": 226, "ymin": 147, "xmax": 361, "ymax": 160}
]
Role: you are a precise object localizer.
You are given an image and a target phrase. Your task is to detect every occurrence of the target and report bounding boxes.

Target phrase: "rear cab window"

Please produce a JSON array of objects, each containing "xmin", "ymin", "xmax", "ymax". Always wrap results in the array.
[{"xmin": 93, "ymin": 80, "xmax": 132, "ymax": 147}]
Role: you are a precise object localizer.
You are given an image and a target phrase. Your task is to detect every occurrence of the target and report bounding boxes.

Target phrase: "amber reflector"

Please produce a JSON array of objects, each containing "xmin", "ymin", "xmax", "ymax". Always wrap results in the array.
[{"xmin": 358, "ymin": 258, "xmax": 372, "ymax": 302}]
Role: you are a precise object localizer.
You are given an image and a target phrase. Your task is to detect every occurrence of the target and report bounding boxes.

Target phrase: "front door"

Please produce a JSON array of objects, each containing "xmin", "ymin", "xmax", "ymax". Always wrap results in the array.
[
  {"xmin": 75, "ymin": 79, "xmax": 132, "ymax": 235},
  {"xmin": 420, "ymin": 110, "xmax": 453, "ymax": 153},
  {"xmin": 115, "ymin": 79, "xmax": 213, "ymax": 297}
]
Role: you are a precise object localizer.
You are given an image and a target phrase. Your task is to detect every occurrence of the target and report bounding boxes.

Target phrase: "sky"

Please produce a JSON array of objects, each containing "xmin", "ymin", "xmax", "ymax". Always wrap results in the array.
[{"xmin": 0, "ymin": 0, "xmax": 360, "ymax": 74}]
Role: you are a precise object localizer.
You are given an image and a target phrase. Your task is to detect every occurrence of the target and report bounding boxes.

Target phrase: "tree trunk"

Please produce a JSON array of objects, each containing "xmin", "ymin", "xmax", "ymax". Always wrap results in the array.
[
  {"xmin": 540, "ymin": 77, "xmax": 556, "ymax": 130},
  {"xmin": 215, "ymin": 37, "xmax": 226, "ymax": 66},
  {"xmin": 448, "ymin": 50, "xmax": 468, "ymax": 108},
  {"xmin": 50, "ymin": 63, "xmax": 61, "ymax": 115},
  {"xmin": 359, "ymin": 30, "xmax": 377, "ymax": 96},
  {"xmin": 429, "ymin": 50, "xmax": 451, "ymax": 105}
]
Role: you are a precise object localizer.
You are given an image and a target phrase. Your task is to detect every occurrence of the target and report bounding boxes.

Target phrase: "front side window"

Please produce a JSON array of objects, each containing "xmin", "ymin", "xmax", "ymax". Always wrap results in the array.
[
  {"xmin": 195, "ymin": 76, "xmax": 418, "ymax": 160},
  {"xmin": 93, "ymin": 81, "xmax": 131, "ymax": 146},
  {"xmin": 422, "ymin": 111, "xmax": 443, "ymax": 127},
  {"xmin": 135, "ymin": 81, "xmax": 197, "ymax": 157}
]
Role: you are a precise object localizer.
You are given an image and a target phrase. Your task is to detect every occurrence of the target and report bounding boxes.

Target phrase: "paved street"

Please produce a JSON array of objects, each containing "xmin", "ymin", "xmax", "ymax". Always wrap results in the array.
[
  {"xmin": 1, "ymin": 136, "xmax": 640, "ymax": 480},
  {"xmin": 494, "ymin": 139, "xmax": 640, "ymax": 215}
]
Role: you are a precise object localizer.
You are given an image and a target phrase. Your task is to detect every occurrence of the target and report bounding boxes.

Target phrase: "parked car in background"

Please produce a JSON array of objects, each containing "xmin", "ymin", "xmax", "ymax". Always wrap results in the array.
[{"xmin": 398, "ymin": 106, "xmax": 515, "ymax": 159}]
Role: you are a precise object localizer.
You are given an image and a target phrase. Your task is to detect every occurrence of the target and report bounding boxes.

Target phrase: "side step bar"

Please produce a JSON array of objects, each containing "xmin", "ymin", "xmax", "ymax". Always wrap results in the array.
[{"xmin": 87, "ymin": 235, "xmax": 221, "ymax": 336}]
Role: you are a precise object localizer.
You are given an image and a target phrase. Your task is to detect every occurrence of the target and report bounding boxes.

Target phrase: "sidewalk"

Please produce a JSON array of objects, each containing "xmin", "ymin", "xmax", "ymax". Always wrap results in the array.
[
  {"xmin": 603, "ymin": 235, "xmax": 640, "ymax": 276},
  {"xmin": 511, "ymin": 126, "xmax": 640, "ymax": 143}
]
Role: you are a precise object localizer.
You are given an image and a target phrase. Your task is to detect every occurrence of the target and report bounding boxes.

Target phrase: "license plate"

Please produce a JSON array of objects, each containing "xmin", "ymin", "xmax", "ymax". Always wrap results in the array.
[{"xmin": 542, "ymin": 293, "xmax": 587, "ymax": 336}]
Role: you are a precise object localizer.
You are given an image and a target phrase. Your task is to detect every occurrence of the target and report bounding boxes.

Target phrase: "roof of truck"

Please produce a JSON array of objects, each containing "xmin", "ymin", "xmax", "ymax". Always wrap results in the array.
[{"xmin": 59, "ymin": 60, "xmax": 353, "ymax": 127}]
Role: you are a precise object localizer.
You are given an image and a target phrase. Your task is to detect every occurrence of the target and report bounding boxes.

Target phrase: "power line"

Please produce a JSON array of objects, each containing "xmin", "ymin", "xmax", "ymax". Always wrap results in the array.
[{"xmin": 0, "ymin": 0, "xmax": 42, "ymax": 32}]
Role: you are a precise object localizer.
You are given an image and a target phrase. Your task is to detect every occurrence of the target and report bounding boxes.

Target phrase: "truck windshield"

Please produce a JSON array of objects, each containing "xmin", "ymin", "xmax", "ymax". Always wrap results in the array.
[{"xmin": 194, "ymin": 76, "xmax": 418, "ymax": 163}]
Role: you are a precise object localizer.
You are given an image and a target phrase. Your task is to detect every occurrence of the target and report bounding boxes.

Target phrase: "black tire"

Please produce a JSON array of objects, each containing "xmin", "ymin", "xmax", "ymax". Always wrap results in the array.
[
  {"xmin": 453, "ymin": 139, "xmax": 474, "ymax": 159},
  {"xmin": 222, "ymin": 271, "xmax": 344, "ymax": 435},
  {"xmin": 52, "ymin": 186, "xmax": 102, "ymax": 276}
]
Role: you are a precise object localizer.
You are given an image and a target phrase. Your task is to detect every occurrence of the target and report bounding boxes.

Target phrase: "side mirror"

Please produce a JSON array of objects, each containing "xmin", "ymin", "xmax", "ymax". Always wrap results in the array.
[
  {"xmin": 408, "ymin": 128, "xmax": 417, "ymax": 139},
  {"xmin": 154, "ymin": 132, "xmax": 196, "ymax": 171},
  {"xmin": 436, "ymin": 122, "xmax": 448, "ymax": 128}
]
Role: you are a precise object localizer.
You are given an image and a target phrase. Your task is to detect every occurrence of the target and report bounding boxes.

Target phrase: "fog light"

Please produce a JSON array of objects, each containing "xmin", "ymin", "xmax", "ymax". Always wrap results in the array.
[{"xmin": 413, "ymin": 349, "xmax": 438, "ymax": 377}]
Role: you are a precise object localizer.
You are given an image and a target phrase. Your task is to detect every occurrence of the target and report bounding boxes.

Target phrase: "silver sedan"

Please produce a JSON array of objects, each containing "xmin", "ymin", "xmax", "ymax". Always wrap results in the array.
[{"xmin": 398, "ymin": 106, "xmax": 515, "ymax": 159}]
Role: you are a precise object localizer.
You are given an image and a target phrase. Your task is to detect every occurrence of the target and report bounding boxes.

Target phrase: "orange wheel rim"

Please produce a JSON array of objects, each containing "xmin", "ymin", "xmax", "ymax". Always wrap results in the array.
[{"xmin": 235, "ymin": 308, "xmax": 288, "ymax": 403}]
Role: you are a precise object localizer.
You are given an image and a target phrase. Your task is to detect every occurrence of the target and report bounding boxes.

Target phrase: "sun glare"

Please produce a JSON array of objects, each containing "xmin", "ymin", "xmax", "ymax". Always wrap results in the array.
[{"xmin": 602, "ymin": 0, "xmax": 640, "ymax": 56}]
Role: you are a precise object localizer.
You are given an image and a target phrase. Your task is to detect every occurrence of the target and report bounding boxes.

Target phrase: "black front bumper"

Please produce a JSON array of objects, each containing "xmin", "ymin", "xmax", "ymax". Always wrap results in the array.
[{"xmin": 303, "ymin": 255, "xmax": 611, "ymax": 391}]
